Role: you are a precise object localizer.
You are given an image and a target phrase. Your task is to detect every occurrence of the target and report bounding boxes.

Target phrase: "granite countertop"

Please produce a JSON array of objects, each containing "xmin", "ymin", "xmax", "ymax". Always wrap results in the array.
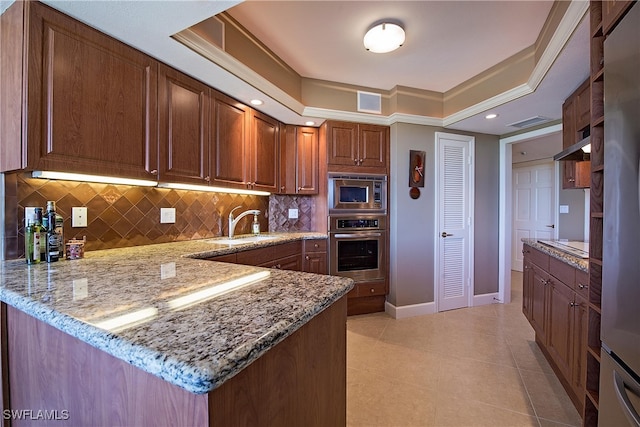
[
  {"xmin": 521, "ymin": 238, "xmax": 589, "ymax": 272},
  {"xmin": 0, "ymin": 232, "xmax": 353, "ymax": 395}
]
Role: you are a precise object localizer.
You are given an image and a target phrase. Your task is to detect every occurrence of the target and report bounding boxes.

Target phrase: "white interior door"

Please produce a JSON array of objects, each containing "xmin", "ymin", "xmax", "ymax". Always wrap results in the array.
[
  {"xmin": 512, "ymin": 162, "xmax": 556, "ymax": 271},
  {"xmin": 435, "ymin": 132, "xmax": 474, "ymax": 312}
]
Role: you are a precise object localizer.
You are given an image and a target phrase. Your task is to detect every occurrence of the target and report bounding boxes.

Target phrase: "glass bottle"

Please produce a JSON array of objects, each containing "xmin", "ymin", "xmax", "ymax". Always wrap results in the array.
[
  {"xmin": 25, "ymin": 213, "xmax": 41, "ymax": 264},
  {"xmin": 45, "ymin": 201, "xmax": 60, "ymax": 262}
]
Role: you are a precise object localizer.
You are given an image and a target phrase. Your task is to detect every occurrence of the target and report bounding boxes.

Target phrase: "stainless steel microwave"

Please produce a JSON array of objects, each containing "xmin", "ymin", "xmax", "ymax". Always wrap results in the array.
[{"xmin": 328, "ymin": 173, "xmax": 387, "ymax": 213}]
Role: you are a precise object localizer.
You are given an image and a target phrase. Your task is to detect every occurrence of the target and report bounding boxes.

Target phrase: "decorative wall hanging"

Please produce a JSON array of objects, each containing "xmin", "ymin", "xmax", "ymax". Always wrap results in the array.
[{"xmin": 409, "ymin": 150, "xmax": 425, "ymax": 187}]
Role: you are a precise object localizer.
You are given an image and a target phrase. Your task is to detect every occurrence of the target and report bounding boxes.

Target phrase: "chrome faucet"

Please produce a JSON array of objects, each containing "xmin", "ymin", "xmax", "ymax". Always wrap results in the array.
[{"xmin": 228, "ymin": 206, "xmax": 260, "ymax": 238}]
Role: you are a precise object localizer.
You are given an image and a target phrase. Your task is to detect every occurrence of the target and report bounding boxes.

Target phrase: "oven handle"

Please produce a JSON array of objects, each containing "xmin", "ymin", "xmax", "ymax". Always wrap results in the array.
[{"xmin": 333, "ymin": 233, "xmax": 382, "ymax": 238}]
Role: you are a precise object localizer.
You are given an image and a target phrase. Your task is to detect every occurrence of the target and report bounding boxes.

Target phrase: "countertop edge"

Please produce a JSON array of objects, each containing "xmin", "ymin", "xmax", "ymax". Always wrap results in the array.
[{"xmin": 521, "ymin": 239, "xmax": 589, "ymax": 272}]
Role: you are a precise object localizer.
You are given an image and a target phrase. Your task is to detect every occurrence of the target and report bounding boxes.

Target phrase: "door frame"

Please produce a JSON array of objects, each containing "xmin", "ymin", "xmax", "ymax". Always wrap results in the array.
[
  {"xmin": 499, "ymin": 123, "xmax": 562, "ymax": 304},
  {"xmin": 433, "ymin": 132, "xmax": 475, "ymax": 312}
]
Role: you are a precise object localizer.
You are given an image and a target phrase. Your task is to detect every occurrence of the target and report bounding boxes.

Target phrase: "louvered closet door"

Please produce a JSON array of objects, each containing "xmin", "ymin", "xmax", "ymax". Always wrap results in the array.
[{"xmin": 436, "ymin": 133, "xmax": 473, "ymax": 312}]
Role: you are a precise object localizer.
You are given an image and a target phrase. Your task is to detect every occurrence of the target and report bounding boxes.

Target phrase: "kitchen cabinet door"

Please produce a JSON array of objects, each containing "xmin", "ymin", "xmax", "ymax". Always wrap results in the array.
[
  {"xmin": 358, "ymin": 124, "xmax": 388, "ymax": 171},
  {"xmin": 562, "ymin": 160, "xmax": 591, "ymax": 189},
  {"xmin": 250, "ymin": 110, "xmax": 279, "ymax": 193},
  {"xmin": 522, "ymin": 258, "xmax": 534, "ymax": 321},
  {"xmin": 212, "ymin": 92, "xmax": 250, "ymax": 189},
  {"xmin": 547, "ymin": 278, "xmax": 574, "ymax": 381},
  {"xmin": 562, "ymin": 97, "xmax": 577, "ymax": 149},
  {"xmin": 575, "ymin": 80, "xmax": 591, "ymax": 132},
  {"xmin": 279, "ymin": 126, "xmax": 319, "ymax": 195},
  {"xmin": 530, "ymin": 264, "xmax": 549, "ymax": 343},
  {"xmin": 303, "ymin": 239, "xmax": 327, "ymax": 274},
  {"xmin": 158, "ymin": 65, "xmax": 210, "ymax": 184},
  {"xmin": 571, "ymin": 293, "xmax": 588, "ymax": 402},
  {"xmin": 326, "ymin": 121, "xmax": 359, "ymax": 167},
  {"xmin": 13, "ymin": 2, "xmax": 158, "ymax": 179}
]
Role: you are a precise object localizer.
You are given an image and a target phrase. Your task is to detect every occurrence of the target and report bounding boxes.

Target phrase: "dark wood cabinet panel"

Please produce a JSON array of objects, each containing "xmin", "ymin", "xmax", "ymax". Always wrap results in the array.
[
  {"xmin": 158, "ymin": 64, "xmax": 210, "ymax": 184},
  {"xmin": 11, "ymin": 1, "xmax": 159, "ymax": 179},
  {"xmin": 572, "ymin": 294, "xmax": 588, "ymax": 402},
  {"xmin": 212, "ymin": 92, "xmax": 250, "ymax": 188},
  {"xmin": 303, "ymin": 239, "xmax": 327, "ymax": 274},
  {"xmin": 530, "ymin": 264, "xmax": 549, "ymax": 342},
  {"xmin": 575, "ymin": 80, "xmax": 591, "ymax": 132},
  {"xmin": 563, "ymin": 160, "xmax": 591, "ymax": 189},
  {"xmin": 326, "ymin": 121, "xmax": 358, "ymax": 167},
  {"xmin": 547, "ymin": 278, "xmax": 574, "ymax": 380},
  {"xmin": 250, "ymin": 110, "xmax": 279, "ymax": 192},
  {"xmin": 325, "ymin": 121, "xmax": 389, "ymax": 174},
  {"xmin": 562, "ymin": 97, "xmax": 577, "ymax": 149},
  {"xmin": 358, "ymin": 124, "xmax": 388, "ymax": 170},
  {"xmin": 279, "ymin": 126, "xmax": 319, "ymax": 195},
  {"xmin": 522, "ymin": 259, "xmax": 534, "ymax": 321}
]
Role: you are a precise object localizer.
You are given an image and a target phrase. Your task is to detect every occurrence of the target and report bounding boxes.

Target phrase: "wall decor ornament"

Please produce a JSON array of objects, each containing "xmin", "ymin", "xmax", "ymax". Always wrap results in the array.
[{"xmin": 409, "ymin": 150, "xmax": 425, "ymax": 187}]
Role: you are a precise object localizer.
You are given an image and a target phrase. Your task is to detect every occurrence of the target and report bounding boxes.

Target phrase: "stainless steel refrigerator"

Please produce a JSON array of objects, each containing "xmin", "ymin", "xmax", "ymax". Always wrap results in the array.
[{"xmin": 601, "ymin": 3, "xmax": 640, "ymax": 426}]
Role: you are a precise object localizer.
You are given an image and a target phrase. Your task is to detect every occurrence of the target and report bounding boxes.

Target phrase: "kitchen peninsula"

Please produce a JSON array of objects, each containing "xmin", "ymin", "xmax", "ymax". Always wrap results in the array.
[{"xmin": 0, "ymin": 234, "xmax": 353, "ymax": 426}]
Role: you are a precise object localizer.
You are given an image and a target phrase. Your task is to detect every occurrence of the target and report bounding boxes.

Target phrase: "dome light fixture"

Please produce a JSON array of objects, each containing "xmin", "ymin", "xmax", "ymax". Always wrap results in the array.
[
  {"xmin": 364, "ymin": 22, "xmax": 405, "ymax": 53},
  {"xmin": 485, "ymin": 113, "xmax": 499, "ymax": 119}
]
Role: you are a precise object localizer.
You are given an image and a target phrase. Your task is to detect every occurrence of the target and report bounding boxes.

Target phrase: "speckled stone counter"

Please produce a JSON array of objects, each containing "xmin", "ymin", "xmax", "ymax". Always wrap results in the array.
[
  {"xmin": 0, "ymin": 232, "xmax": 352, "ymax": 395},
  {"xmin": 521, "ymin": 238, "xmax": 589, "ymax": 272}
]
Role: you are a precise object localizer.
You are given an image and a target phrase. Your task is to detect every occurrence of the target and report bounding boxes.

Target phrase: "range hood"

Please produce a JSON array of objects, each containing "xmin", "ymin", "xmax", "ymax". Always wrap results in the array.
[{"xmin": 554, "ymin": 136, "xmax": 591, "ymax": 161}]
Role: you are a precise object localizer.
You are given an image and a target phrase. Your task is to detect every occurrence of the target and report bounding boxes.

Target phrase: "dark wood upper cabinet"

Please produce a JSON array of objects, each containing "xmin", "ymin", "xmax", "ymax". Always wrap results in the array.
[
  {"xmin": 575, "ymin": 80, "xmax": 591, "ymax": 133},
  {"xmin": 326, "ymin": 121, "xmax": 388, "ymax": 174},
  {"xmin": 602, "ymin": 0, "xmax": 635, "ymax": 35},
  {"xmin": 211, "ymin": 93, "xmax": 278, "ymax": 192},
  {"xmin": 250, "ymin": 110, "xmax": 279, "ymax": 193},
  {"xmin": 280, "ymin": 126, "xmax": 319, "ymax": 195},
  {"xmin": 1, "ymin": 1, "xmax": 159, "ymax": 178},
  {"xmin": 212, "ymin": 92, "xmax": 250, "ymax": 189},
  {"xmin": 158, "ymin": 64, "xmax": 210, "ymax": 184}
]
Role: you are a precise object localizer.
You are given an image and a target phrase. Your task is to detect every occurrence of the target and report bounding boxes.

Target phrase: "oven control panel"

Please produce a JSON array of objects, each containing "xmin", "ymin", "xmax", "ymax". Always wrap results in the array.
[{"xmin": 329, "ymin": 215, "xmax": 386, "ymax": 232}]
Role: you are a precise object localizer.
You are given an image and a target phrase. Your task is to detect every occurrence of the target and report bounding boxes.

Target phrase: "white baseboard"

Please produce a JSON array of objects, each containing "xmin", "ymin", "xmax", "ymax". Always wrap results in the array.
[
  {"xmin": 473, "ymin": 292, "xmax": 501, "ymax": 306},
  {"xmin": 385, "ymin": 301, "xmax": 436, "ymax": 319}
]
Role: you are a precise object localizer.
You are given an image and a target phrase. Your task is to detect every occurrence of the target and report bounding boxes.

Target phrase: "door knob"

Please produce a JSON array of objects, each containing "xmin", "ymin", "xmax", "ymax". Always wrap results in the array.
[
  {"xmin": 545, "ymin": 224, "xmax": 555, "ymax": 228},
  {"xmin": 441, "ymin": 232, "xmax": 453, "ymax": 238}
]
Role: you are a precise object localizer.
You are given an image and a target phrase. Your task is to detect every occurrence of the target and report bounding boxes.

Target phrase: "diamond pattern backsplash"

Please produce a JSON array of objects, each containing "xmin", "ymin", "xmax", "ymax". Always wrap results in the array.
[
  {"xmin": 4, "ymin": 173, "xmax": 270, "ymax": 259},
  {"xmin": 268, "ymin": 195, "xmax": 316, "ymax": 232}
]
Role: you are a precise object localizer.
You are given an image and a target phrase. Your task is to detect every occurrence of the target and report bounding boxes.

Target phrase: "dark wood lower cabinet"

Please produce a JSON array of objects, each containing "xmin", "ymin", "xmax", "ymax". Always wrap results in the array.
[
  {"xmin": 3, "ymin": 297, "xmax": 346, "ymax": 427},
  {"xmin": 522, "ymin": 243, "xmax": 589, "ymax": 416}
]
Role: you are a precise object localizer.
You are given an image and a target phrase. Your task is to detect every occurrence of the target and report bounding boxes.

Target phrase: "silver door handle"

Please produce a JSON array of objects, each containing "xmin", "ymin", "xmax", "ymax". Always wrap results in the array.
[
  {"xmin": 545, "ymin": 224, "xmax": 555, "ymax": 228},
  {"xmin": 333, "ymin": 233, "xmax": 382, "ymax": 239},
  {"xmin": 441, "ymin": 232, "xmax": 453, "ymax": 238},
  {"xmin": 614, "ymin": 370, "xmax": 640, "ymax": 426}
]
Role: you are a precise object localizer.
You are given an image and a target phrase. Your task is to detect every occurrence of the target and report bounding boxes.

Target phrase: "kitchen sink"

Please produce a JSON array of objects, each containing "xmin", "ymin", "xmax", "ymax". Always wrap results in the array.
[{"xmin": 206, "ymin": 235, "xmax": 280, "ymax": 245}]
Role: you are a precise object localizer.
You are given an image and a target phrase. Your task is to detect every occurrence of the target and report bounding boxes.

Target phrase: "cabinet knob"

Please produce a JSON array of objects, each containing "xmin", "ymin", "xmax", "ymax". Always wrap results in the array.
[
  {"xmin": 314, "ymin": 243, "xmax": 319, "ymax": 248},
  {"xmin": 204, "ymin": 176, "xmax": 210, "ymax": 182},
  {"xmin": 353, "ymin": 159, "xmax": 358, "ymax": 165},
  {"xmin": 568, "ymin": 178, "xmax": 575, "ymax": 182},
  {"xmin": 298, "ymin": 187, "xmax": 303, "ymax": 191},
  {"xmin": 305, "ymin": 255, "xmax": 310, "ymax": 260},
  {"xmin": 150, "ymin": 169, "xmax": 158, "ymax": 175},
  {"xmin": 359, "ymin": 159, "xmax": 363, "ymax": 165},
  {"xmin": 280, "ymin": 186, "xmax": 285, "ymax": 191},
  {"xmin": 578, "ymin": 283, "xmax": 588, "ymax": 290},
  {"xmin": 569, "ymin": 301, "xmax": 579, "ymax": 307},
  {"xmin": 370, "ymin": 288, "xmax": 375, "ymax": 293}
]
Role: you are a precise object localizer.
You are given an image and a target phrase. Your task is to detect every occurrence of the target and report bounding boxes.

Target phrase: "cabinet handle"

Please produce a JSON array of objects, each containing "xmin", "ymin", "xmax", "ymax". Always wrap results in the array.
[
  {"xmin": 276, "ymin": 263, "xmax": 281, "ymax": 269},
  {"xmin": 305, "ymin": 255, "xmax": 310, "ymax": 260},
  {"xmin": 314, "ymin": 243, "xmax": 319, "ymax": 248},
  {"xmin": 568, "ymin": 178, "xmax": 575, "ymax": 182},
  {"xmin": 522, "ymin": 249, "xmax": 530, "ymax": 254},
  {"xmin": 150, "ymin": 169, "xmax": 158, "ymax": 175},
  {"xmin": 578, "ymin": 283, "xmax": 588, "ymax": 290},
  {"xmin": 359, "ymin": 159, "xmax": 363, "ymax": 165},
  {"xmin": 353, "ymin": 159, "xmax": 358, "ymax": 165},
  {"xmin": 569, "ymin": 301, "xmax": 579, "ymax": 307},
  {"xmin": 204, "ymin": 176, "xmax": 210, "ymax": 182},
  {"xmin": 524, "ymin": 266, "xmax": 529, "ymax": 270},
  {"xmin": 280, "ymin": 186, "xmax": 285, "ymax": 191},
  {"xmin": 370, "ymin": 288, "xmax": 375, "ymax": 293}
]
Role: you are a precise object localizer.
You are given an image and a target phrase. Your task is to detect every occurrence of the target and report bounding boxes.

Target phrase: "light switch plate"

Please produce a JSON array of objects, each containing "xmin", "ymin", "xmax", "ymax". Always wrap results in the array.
[
  {"xmin": 72, "ymin": 207, "xmax": 88, "ymax": 227},
  {"xmin": 559, "ymin": 205, "xmax": 569, "ymax": 214},
  {"xmin": 288, "ymin": 208, "xmax": 299, "ymax": 219},
  {"xmin": 160, "ymin": 208, "xmax": 176, "ymax": 224}
]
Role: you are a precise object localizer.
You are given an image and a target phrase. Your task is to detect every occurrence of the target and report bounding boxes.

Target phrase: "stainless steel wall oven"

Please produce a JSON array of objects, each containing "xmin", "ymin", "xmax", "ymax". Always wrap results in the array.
[{"xmin": 328, "ymin": 215, "xmax": 386, "ymax": 283}]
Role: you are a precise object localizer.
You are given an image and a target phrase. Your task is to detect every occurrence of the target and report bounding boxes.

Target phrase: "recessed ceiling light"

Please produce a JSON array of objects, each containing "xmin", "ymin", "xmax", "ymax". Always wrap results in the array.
[
  {"xmin": 485, "ymin": 113, "xmax": 499, "ymax": 119},
  {"xmin": 305, "ymin": 121, "xmax": 316, "ymax": 126},
  {"xmin": 250, "ymin": 99, "xmax": 263, "ymax": 106}
]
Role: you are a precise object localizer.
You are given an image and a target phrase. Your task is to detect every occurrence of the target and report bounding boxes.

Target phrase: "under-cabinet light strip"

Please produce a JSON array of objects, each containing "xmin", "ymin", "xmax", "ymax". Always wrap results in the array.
[
  {"xmin": 31, "ymin": 171, "xmax": 272, "ymax": 196},
  {"xmin": 32, "ymin": 171, "xmax": 158, "ymax": 187},
  {"xmin": 157, "ymin": 182, "xmax": 271, "ymax": 196}
]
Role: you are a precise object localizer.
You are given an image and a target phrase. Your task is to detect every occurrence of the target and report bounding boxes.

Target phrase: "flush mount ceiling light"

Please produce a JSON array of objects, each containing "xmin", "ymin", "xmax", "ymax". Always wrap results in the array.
[
  {"xmin": 363, "ymin": 22, "xmax": 405, "ymax": 53},
  {"xmin": 250, "ymin": 99, "xmax": 263, "ymax": 106},
  {"xmin": 485, "ymin": 113, "xmax": 499, "ymax": 119}
]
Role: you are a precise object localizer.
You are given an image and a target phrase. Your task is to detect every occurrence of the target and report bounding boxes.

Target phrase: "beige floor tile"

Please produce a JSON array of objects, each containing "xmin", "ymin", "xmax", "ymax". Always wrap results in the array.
[
  {"xmin": 437, "ymin": 356, "xmax": 535, "ymax": 416},
  {"xmin": 434, "ymin": 394, "xmax": 539, "ymax": 427},
  {"xmin": 348, "ymin": 367, "xmax": 437, "ymax": 427},
  {"xmin": 345, "ymin": 270, "xmax": 580, "ymax": 426},
  {"xmin": 519, "ymin": 369, "xmax": 582, "ymax": 426}
]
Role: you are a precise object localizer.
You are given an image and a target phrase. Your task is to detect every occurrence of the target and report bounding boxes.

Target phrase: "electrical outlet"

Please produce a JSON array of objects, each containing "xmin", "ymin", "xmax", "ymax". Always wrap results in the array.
[
  {"xmin": 160, "ymin": 208, "xmax": 176, "ymax": 224},
  {"xmin": 288, "ymin": 208, "xmax": 299, "ymax": 219},
  {"xmin": 72, "ymin": 207, "xmax": 88, "ymax": 227}
]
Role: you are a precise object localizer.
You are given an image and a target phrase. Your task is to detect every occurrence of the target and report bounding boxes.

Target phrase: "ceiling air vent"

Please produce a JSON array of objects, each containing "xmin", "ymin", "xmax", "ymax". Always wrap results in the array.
[
  {"xmin": 507, "ymin": 116, "xmax": 552, "ymax": 129},
  {"xmin": 357, "ymin": 91, "xmax": 382, "ymax": 114}
]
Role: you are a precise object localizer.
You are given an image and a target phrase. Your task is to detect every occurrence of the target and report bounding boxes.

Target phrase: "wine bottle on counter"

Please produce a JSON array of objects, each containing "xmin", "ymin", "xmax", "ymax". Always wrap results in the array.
[
  {"xmin": 25, "ymin": 212, "xmax": 41, "ymax": 265},
  {"xmin": 34, "ymin": 207, "xmax": 46, "ymax": 262},
  {"xmin": 45, "ymin": 201, "xmax": 60, "ymax": 262}
]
